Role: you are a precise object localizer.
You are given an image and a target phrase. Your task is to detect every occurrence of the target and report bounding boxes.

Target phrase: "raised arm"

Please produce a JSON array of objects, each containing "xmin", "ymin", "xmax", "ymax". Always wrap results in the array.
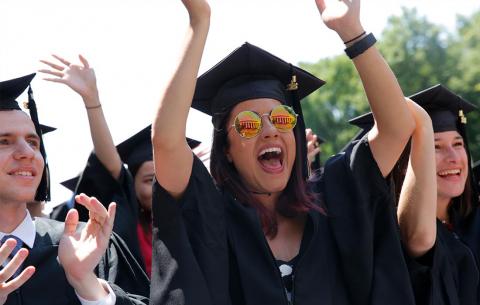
[
  {"xmin": 39, "ymin": 55, "xmax": 122, "ymax": 179},
  {"xmin": 152, "ymin": 0, "xmax": 211, "ymax": 198},
  {"xmin": 315, "ymin": 0, "xmax": 415, "ymax": 177},
  {"xmin": 397, "ymin": 100, "xmax": 437, "ymax": 258}
]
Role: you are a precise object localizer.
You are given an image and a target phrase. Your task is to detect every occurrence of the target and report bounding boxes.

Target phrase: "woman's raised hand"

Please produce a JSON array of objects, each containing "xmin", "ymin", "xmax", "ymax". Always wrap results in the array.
[
  {"xmin": 39, "ymin": 54, "xmax": 99, "ymax": 105},
  {"xmin": 181, "ymin": 0, "xmax": 211, "ymax": 24},
  {"xmin": 314, "ymin": 0, "xmax": 364, "ymax": 42}
]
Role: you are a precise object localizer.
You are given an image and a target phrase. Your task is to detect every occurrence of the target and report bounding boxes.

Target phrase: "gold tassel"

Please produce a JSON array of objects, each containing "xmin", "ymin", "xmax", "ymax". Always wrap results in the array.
[
  {"xmin": 286, "ymin": 75, "xmax": 298, "ymax": 91},
  {"xmin": 459, "ymin": 109, "xmax": 467, "ymax": 124}
]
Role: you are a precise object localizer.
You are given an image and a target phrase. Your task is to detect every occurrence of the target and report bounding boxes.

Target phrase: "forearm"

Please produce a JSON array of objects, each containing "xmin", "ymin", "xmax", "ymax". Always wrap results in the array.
[
  {"xmin": 152, "ymin": 4, "xmax": 210, "ymax": 198},
  {"xmin": 398, "ymin": 119, "xmax": 436, "ymax": 257},
  {"xmin": 153, "ymin": 16, "xmax": 210, "ymax": 151},
  {"xmin": 68, "ymin": 272, "xmax": 109, "ymax": 301},
  {"xmin": 84, "ymin": 95, "xmax": 122, "ymax": 180},
  {"xmin": 354, "ymin": 46, "xmax": 414, "ymax": 136}
]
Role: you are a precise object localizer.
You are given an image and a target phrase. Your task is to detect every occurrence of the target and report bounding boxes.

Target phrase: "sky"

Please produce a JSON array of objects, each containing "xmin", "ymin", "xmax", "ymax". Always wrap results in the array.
[{"xmin": 1, "ymin": 0, "xmax": 479, "ymax": 208}]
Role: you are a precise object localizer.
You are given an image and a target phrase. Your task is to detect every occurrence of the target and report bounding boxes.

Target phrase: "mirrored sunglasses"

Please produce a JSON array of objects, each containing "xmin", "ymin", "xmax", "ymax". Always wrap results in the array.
[{"xmin": 230, "ymin": 105, "xmax": 298, "ymax": 139}]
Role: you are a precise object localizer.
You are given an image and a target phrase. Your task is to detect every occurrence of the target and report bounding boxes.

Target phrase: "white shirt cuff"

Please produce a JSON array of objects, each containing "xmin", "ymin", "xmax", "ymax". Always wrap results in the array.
[{"xmin": 76, "ymin": 279, "xmax": 116, "ymax": 305}]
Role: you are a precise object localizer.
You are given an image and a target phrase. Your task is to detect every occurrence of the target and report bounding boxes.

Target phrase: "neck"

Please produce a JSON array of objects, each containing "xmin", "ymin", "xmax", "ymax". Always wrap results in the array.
[
  {"xmin": 436, "ymin": 196, "xmax": 451, "ymax": 223},
  {"xmin": 0, "ymin": 201, "xmax": 28, "ymax": 233},
  {"xmin": 251, "ymin": 191, "xmax": 281, "ymax": 212}
]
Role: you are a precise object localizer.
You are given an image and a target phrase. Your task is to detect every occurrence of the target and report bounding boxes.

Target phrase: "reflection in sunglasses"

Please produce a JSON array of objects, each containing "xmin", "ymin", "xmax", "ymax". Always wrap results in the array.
[{"xmin": 231, "ymin": 105, "xmax": 298, "ymax": 139}]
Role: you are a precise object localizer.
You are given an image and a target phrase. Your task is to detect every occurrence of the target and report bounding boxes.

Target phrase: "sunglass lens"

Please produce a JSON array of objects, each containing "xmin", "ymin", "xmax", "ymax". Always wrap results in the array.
[
  {"xmin": 270, "ymin": 105, "xmax": 297, "ymax": 132},
  {"xmin": 234, "ymin": 111, "xmax": 262, "ymax": 138}
]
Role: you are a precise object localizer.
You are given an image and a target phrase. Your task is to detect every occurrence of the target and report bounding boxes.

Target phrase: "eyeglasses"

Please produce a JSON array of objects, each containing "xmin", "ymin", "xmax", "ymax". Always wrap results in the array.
[{"xmin": 230, "ymin": 105, "xmax": 298, "ymax": 139}]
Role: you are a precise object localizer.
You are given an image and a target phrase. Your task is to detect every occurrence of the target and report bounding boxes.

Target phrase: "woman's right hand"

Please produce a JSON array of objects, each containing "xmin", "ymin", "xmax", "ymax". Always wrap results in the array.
[{"xmin": 39, "ymin": 54, "xmax": 100, "ymax": 106}]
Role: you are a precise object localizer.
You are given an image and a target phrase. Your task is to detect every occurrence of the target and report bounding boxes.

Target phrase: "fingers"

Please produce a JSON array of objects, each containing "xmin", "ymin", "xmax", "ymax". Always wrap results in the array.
[
  {"xmin": 0, "ymin": 266, "xmax": 35, "ymax": 295},
  {"xmin": 0, "ymin": 248, "xmax": 29, "ymax": 283},
  {"xmin": 51, "ymin": 54, "xmax": 71, "ymax": 66},
  {"xmin": 75, "ymin": 194, "xmax": 108, "ymax": 225},
  {"xmin": 315, "ymin": 0, "xmax": 326, "ymax": 13},
  {"xmin": 0, "ymin": 239, "xmax": 17, "ymax": 265},
  {"xmin": 64, "ymin": 209, "xmax": 79, "ymax": 236},
  {"xmin": 107, "ymin": 202, "xmax": 117, "ymax": 229},
  {"xmin": 78, "ymin": 54, "xmax": 90, "ymax": 69},
  {"xmin": 39, "ymin": 59, "xmax": 65, "ymax": 71}
]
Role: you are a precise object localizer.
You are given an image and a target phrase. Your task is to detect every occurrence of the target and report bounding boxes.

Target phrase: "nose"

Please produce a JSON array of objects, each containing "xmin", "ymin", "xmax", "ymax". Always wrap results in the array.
[
  {"xmin": 444, "ymin": 146, "xmax": 461, "ymax": 163},
  {"xmin": 13, "ymin": 140, "xmax": 36, "ymax": 160},
  {"xmin": 261, "ymin": 115, "xmax": 279, "ymax": 139}
]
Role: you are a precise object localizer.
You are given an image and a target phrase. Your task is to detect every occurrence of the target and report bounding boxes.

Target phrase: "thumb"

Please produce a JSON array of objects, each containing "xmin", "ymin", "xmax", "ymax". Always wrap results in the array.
[{"xmin": 63, "ymin": 209, "xmax": 79, "ymax": 236}]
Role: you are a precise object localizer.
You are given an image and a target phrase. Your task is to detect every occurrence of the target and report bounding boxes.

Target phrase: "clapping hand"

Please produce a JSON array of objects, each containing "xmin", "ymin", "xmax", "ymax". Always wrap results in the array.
[{"xmin": 58, "ymin": 194, "xmax": 116, "ymax": 300}]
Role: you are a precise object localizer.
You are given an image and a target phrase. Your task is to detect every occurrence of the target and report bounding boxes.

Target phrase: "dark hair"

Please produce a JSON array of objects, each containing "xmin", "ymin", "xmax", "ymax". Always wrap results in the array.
[
  {"xmin": 132, "ymin": 161, "xmax": 153, "ymax": 234},
  {"xmin": 210, "ymin": 105, "xmax": 321, "ymax": 238},
  {"xmin": 450, "ymin": 125, "xmax": 476, "ymax": 219}
]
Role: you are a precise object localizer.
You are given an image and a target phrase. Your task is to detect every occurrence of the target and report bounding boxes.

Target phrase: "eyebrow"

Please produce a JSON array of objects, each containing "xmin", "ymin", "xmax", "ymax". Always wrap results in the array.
[
  {"xmin": 434, "ymin": 136, "xmax": 464, "ymax": 141},
  {"xmin": 0, "ymin": 132, "xmax": 40, "ymax": 140}
]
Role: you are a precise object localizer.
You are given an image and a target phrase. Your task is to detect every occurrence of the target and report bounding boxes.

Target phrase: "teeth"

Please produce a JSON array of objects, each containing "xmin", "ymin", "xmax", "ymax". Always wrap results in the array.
[
  {"xmin": 258, "ymin": 147, "xmax": 281, "ymax": 157},
  {"xmin": 438, "ymin": 169, "xmax": 461, "ymax": 176},
  {"xmin": 13, "ymin": 171, "xmax": 33, "ymax": 177}
]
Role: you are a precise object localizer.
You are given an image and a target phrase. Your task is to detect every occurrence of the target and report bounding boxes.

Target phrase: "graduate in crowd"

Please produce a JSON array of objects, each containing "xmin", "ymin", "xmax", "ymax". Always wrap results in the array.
[
  {"xmin": 351, "ymin": 85, "xmax": 480, "ymax": 304},
  {"xmin": 39, "ymin": 55, "xmax": 153, "ymax": 279},
  {"xmin": 0, "ymin": 74, "xmax": 148, "ymax": 305},
  {"xmin": 39, "ymin": 55, "xmax": 200, "ymax": 279},
  {"xmin": 149, "ymin": 0, "xmax": 417, "ymax": 304},
  {"xmin": 395, "ymin": 86, "xmax": 480, "ymax": 305}
]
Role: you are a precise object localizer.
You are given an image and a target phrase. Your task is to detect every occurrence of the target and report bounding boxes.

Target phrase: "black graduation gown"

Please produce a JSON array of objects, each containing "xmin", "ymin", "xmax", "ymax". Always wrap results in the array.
[
  {"xmin": 150, "ymin": 136, "xmax": 415, "ymax": 305},
  {"xmin": 52, "ymin": 153, "xmax": 146, "ymax": 274},
  {"xmin": 407, "ymin": 220, "xmax": 480, "ymax": 305},
  {"xmin": 4, "ymin": 218, "xmax": 149, "ymax": 305}
]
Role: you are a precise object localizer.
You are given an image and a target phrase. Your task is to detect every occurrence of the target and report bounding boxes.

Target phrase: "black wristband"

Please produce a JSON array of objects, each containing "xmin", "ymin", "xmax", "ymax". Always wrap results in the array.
[{"xmin": 344, "ymin": 33, "xmax": 376, "ymax": 59}]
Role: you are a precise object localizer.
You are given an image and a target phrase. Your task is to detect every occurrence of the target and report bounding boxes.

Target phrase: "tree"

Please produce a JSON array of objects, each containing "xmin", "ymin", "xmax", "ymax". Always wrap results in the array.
[{"xmin": 300, "ymin": 7, "xmax": 480, "ymax": 161}]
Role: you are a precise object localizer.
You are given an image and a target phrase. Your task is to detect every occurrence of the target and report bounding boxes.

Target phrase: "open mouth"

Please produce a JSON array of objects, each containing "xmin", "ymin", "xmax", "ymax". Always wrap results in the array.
[
  {"xmin": 437, "ymin": 169, "xmax": 461, "ymax": 178},
  {"xmin": 258, "ymin": 147, "xmax": 284, "ymax": 172},
  {"xmin": 8, "ymin": 170, "xmax": 35, "ymax": 177}
]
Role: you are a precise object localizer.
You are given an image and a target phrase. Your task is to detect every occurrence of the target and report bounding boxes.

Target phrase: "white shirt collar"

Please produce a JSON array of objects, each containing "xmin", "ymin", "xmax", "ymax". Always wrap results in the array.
[{"xmin": 0, "ymin": 210, "xmax": 36, "ymax": 248}]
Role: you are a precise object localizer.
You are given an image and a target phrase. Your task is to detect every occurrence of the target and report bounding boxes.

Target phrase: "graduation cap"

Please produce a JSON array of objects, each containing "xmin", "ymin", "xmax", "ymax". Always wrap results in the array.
[
  {"xmin": 192, "ymin": 42, "xmax": 325, "ymax": 177},
  {"xmin": 61, "ymin": 125, "xmax": 201, "ymax": 192},
  {"xmin": 60, "ymin": 176, "xmax": 79, "ymax": 192},
  {"xmin": 349, "ymin": 84, "xmax": 477, "ymax": 134},
  {"xmin": 117, "ymin": 125, "xmax": 201, "ymax": 178},
  {"xmin": 40, "ymin": 124, "xmax": 56, "ymax": 135},
  {"xmin": 0, "ymin": 73, "xmax": 50, "ymax": 201}
]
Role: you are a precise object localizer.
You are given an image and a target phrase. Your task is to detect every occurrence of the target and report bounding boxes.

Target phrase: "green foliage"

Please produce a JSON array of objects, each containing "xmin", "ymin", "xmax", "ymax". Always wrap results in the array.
[{"xmin": 300, "ymin": 7, "xmax": 480, "ymax": 161}]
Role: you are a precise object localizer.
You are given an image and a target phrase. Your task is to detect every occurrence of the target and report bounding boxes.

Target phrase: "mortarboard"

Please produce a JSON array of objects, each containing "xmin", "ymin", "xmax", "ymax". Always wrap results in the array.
[
  {"xmin": 191, "ymin": 42, "xmax": 325, "ymax": 178},
  {"xmin": 348, "ymin": 84, "xmax": 477, "ymax": 134},
  {"xmin": 40, "ymin": 124, "xmax": 56, "ymax": 135},
  {"xmin": 117, "ymin": 125, "xmax": 201, "ymax": 178},
  {"xmin": 410, "ymin": 84, "xmax": 477, "ymax": 132},
  {"xmin": 62, "ymin": 125, "xmax": 201, "ymax": 192},
  {"xmin": 0, "ymin": 73, "xmax": 50, "ymax": 201}
]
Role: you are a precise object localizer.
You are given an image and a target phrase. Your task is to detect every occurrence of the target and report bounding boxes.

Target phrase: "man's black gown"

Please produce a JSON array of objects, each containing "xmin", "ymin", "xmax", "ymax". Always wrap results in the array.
[{"xmin": 3, "ymin": 217, "xmax": 149, "ymax": 305}]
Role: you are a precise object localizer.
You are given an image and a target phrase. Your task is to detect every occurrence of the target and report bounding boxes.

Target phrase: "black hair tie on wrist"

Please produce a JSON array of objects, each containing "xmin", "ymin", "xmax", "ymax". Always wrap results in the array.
[
  {"xmin": 343, "ymin": 31, "xmax": 366, "ymax": 45},
  {"xmin": 344, "ymin": 33, "xmax": 377, "ymax": 60}
]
